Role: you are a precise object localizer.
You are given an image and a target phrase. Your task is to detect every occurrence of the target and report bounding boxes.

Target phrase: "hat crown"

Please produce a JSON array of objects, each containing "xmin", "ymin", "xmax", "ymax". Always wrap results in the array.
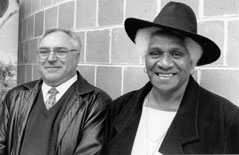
[
  {"xmin": 124, "ymin": 1, "xmax": 221, "ymax": 65},
  {"xmin": 154, "ymin": 2, "xmax": 197, "ymax": 33}
]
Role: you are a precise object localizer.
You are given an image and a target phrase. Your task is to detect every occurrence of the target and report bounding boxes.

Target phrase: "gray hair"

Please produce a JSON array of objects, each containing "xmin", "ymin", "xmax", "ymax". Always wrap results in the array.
[
  {"xmin": 135, "ymin": 27, "xmax": 203, "ymax": 67},
  {"xmin": 39, "ymin": 28, "xmax": 82, "ymax": 51}
]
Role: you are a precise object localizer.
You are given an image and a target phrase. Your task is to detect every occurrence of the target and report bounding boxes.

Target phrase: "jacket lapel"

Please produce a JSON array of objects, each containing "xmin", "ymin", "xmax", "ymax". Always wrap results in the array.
[
  {"xmin": 15, "ymin": 80, "xmax": 42, "ymax": 154},
  {"xmin": 110, "ymin": 82, "xmax": 152, "ymax": 154},
  {"xmin": 159, "ymin": 76, "xmax": 200, "ymax": 154},
  {"xmin": 159, "ymin": 128, "xmax": 184, "ymax": 154},
  {"xmin": 56, "ymin": 72, "xmax": 94, "ymax": 147}
]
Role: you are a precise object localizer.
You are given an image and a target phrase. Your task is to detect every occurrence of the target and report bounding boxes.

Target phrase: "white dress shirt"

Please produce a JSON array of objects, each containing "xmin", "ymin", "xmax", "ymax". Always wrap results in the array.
[{"xmin": 42, "ymin": 74, "xmax": 77, "ymax": 110}]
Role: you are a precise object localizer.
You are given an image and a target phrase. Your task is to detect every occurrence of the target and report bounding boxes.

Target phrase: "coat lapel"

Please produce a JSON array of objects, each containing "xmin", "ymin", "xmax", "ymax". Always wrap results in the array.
[
  {"xmin": 57, "ymin": 97, "xmax": 81, "ymax": 145},
  {"xmin": 56, "ymin": 72, "xmax": 94, "ymax": 147},
  {"xmin": 159, "ymin": 128, "xmax": 184, "ymax": 154},
  {"xmin": 110, "ymin": 82, "xmax": 152, "ymax": 154},
  {"xmin": 159, "ymin": 76, "xmax": 200, "ymax": 154},
  {"xmin": 15, "ymin": 80, "xmax": 42, "ymax": 154}
]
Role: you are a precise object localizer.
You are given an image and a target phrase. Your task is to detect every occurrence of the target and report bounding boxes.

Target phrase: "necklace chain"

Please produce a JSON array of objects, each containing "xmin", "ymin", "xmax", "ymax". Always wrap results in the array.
[
  {"xmin": 146, "ymin": 90, "xmax": 166, "ymax": 142},
  {"xmin": 144, "ymin": 90, "xmax": 166, "ymax": 155}
]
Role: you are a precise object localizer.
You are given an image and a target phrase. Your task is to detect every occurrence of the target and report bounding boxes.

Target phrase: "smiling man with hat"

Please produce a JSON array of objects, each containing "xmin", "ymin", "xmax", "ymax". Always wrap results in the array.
[{"xmin": 103, "ymin": 1, "xmax": 239, "ymax": 154}]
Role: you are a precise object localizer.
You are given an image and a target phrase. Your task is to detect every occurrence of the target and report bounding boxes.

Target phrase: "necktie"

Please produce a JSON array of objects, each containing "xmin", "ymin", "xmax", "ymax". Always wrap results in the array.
[{"xmin": 45, "ymin": 87, "xmax": 59, "ymax": 109}]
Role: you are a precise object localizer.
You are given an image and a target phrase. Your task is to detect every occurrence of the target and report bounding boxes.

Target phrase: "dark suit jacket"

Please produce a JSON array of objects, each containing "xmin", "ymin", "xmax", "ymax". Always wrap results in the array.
[{"xmin": 104, "ymin": 76, "xmax": 239, "ymax": 154}]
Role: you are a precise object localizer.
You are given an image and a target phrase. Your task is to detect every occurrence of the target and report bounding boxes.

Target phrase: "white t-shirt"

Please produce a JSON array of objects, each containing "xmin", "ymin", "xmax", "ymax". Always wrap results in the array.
[{"xmin": 131, "ymin": 93, "xmax": 177, "ymax": 155}]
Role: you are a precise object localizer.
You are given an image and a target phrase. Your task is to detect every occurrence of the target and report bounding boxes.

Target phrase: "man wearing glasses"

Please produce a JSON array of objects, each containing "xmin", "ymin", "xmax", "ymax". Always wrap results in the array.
[{"xmin": 0, "ymin": 28, "xmax": 112, "ymax": 155}]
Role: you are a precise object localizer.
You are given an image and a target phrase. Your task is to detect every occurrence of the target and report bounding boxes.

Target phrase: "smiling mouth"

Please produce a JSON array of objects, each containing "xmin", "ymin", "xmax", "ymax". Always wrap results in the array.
[
  {"xmin": 156, "ymin": 73, "xmax": 176, "ymax": 77},
  {"xmin": 45, "ymin": 67, "xmax": 61, "ymax": 71},
  {"xmin": 155, "ymin": 73, "xmax": 177, "ymax": 81}
]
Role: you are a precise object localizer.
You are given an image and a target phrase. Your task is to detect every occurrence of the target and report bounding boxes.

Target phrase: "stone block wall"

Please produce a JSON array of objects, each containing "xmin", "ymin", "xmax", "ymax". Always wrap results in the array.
[{"xmin": 18, "ymin": 0, "xmax": 239, "ymax": 105}]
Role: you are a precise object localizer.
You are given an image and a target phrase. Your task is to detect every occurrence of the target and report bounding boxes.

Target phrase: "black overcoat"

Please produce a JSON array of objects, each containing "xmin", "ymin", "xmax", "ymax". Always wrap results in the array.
[
  {"xmin": 104, "ymin": 76, "xmax": 239, "ymax": 154},
  {"xmin": 0, "ymin": 72, "xmax": 112, "ymax": 155}
]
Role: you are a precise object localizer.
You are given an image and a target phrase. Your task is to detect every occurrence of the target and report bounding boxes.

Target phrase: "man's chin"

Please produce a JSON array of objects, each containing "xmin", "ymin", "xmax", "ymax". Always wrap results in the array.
[
  {"xmin": 45, "ymin": 68, "xmax": 61, "ymax": 73},
  {"xmin": 42, "ymin": 76, "xmax": 61, "ymax": 86}
]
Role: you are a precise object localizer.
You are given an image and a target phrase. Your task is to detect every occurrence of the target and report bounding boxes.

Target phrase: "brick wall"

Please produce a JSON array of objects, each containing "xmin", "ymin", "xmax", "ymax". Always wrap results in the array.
[{"xmin": 18, "ymin": 0, "xmax": 239, "ymax": 105}]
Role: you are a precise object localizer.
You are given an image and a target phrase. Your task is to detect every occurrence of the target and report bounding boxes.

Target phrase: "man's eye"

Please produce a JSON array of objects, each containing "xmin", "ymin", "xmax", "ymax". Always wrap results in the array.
[
  {"xmin": 172, "ymin": 51, "xmax": 183, "ymax": 58},
  {"xmin": 149, "ymin": 51, "xmax": 160, "ymax": 58},
  {"xmin": 56, "ymin": 49, "xmax": 68, "ymax": 55},
  {"xmin": 39, "ymin": 49, "xmax": 49, "ymax": 54}
]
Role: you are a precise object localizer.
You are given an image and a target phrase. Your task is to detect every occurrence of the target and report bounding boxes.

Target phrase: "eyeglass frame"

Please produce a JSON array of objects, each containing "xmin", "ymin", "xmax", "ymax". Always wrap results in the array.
[{"xmin": 37, "ymin": 47, "xmax": 79, "ymax": 59}]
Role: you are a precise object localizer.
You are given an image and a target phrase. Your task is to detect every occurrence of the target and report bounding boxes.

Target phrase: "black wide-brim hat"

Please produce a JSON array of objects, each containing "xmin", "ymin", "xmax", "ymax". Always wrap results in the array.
[{"xmin": 124, "ymin": 1, "xmax": 220, "ymax": 66}]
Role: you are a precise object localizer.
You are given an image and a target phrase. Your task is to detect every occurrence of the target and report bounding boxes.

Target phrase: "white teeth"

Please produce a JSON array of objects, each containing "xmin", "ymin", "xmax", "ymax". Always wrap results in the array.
[{"xmin": 158, "ymin": 73, "xmax": 173, "ymax": 77}]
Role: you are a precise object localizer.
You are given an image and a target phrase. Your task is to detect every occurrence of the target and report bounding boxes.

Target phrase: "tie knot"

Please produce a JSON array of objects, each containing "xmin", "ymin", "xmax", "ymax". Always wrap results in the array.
[{"xmin": 48, "ymin": 87, "xmax": 59, "ymax": 96}]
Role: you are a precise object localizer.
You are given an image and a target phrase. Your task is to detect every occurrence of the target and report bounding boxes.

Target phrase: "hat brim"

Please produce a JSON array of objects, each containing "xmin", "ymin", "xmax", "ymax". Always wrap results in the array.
[{"xmin": 124, "ymin": 18, "xmax": 221, "ymax": 66}]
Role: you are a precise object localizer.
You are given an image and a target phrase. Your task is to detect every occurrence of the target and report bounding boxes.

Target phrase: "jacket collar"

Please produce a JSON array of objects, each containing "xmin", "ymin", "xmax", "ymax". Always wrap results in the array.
[
  {"xmin": 112, "ymin": 76, "xmax": 200, "ymax": 154},
  {"xmin": 113, "ymin": 82, "xmax": 152, "ymax": 134},
  {"xmin": 110, "ymin": 82, "xmax": 152, "ymax": 153},
  {"xmin": 75, "ymin": 72, "xmax": 94, "ymax": 95},
  {"xmin": 159, "ymin": 76, "xmax": 200, "ymax": 154},
  {"xmin": 173, "ymin": 76, "xmax": 200, "ymax": 144}
]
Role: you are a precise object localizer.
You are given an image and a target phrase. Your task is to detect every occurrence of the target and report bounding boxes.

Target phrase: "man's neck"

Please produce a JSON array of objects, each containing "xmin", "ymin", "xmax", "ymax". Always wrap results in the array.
[{"xmin": 149, "ymin": 80, "xmax": 189, "ymax": 111}]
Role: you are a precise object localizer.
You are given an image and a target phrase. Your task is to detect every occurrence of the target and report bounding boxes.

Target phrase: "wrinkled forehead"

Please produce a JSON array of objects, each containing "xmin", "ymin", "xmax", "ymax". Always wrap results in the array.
[
  {"xmin": 39, "ymin": 31, "xmax": 75, "ymax": 48},
  {"xmin": 149, "ymin": 31, "xmax": 188, "ymax": 50}
]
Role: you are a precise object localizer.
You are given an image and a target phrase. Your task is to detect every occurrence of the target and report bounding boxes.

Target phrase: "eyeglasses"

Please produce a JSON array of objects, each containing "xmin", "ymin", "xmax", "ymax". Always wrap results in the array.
[{"xmin": 38, "ymin": 47, "xmax": 78, "ymax": 59}]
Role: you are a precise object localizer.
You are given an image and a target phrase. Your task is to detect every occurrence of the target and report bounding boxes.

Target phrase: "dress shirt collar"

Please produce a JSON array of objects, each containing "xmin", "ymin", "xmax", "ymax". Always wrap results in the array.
[{"xmin": 42, "ymin": 74, "xmax": 77, "ymax": 102}]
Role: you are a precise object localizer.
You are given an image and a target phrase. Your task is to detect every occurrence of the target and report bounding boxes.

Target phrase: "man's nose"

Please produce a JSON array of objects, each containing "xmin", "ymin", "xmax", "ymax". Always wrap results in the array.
[
  {"xmin": 48, "ymin": 51, "xmax": 57, "ymax": 61},
  {"xmin": 157, "ymin": 54, "xmax": 173, "ymax": 69}
]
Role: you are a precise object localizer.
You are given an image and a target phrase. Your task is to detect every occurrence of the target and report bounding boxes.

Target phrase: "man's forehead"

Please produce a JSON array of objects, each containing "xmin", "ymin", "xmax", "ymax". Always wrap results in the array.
[
  {"xmin": 148, "ymin": 34, "xmax": 188, "ymax": 52},
  {"xmin": 40, "ymin": 32, "xmax": 72, "ymax": 46},
  {"xmin": 150, "ymin": 34, "xmax": 185, "ymax": 45},
  {"xmin": 43, "ymin": 31, "xmax": 71, "ymax": 40}
]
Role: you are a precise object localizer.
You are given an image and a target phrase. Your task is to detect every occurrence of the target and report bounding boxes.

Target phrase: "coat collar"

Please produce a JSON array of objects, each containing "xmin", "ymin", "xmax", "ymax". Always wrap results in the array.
[
  {"xmin": 113, "ymin": 82, "xmax": 152, "ymax": 134},
  {"xmin": 111, "ymin": 76, "xmax": 200, "ymax": 154},
  {"xmin": 159, "ymin": 76, "xmax": 200, "ymax": 154},
  {"xmin": 75, "ymin": 72, "xmax": 94, "ymax": 95},
  {"xmin": 110, "ymin": 82, "xmax": 152, "ymax": 153}
]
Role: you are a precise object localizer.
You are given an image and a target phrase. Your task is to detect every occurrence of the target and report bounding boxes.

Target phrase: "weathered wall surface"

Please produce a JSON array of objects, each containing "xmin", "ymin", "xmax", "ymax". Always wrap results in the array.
[{"xmin": 18, "ymin": 0, "xmax": 239, "ymax": 105}]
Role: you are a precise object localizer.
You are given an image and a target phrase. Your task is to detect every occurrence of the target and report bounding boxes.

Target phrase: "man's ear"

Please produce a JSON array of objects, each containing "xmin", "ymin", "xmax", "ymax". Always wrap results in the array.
[
  {"xmin": 190, "ymin": 68, "xmax": 196, "ymax": 74},
  {"xmin": 190, "ymin": 63, "xmax": 196, "ymax": 75},
  {"xmin": 190, "ymin": 60, "xmax": 196, "ymax": 74},
  {"xmin": 76, "ymin": 52, "xmax": 81, "ymax": 64}
]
